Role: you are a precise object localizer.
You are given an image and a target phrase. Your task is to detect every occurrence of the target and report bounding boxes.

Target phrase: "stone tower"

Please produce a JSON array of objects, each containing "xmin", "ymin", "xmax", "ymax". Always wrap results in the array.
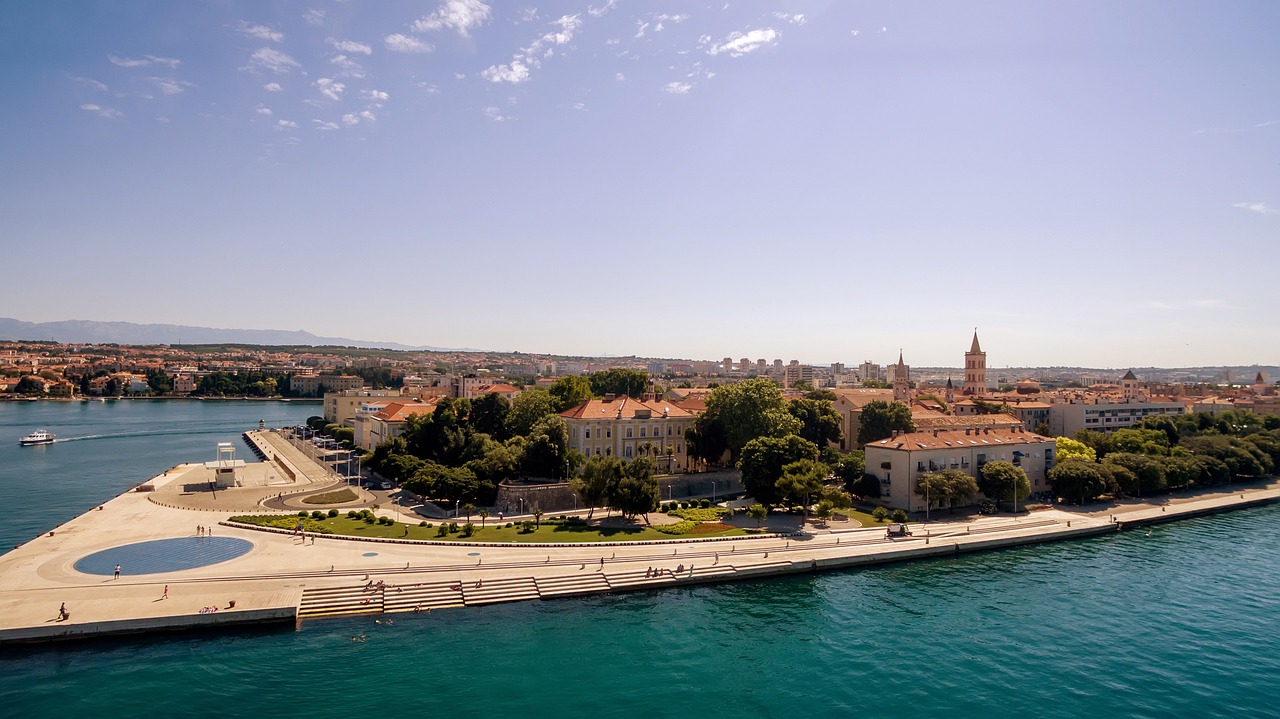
[
  {"xmin": 964, "ymin": 329, "xmax": 986, "ymax": 396},
  {"xmin": 945, "ymin": 376, "xmax": 955, "ymax": 404},
  {"xmin": 893, "ymin": 351, "xmax": 910, "ymax": 404},
  {"xmin": 1121, "ymin": 369, "xmax": 1139, "ymax": 401}
]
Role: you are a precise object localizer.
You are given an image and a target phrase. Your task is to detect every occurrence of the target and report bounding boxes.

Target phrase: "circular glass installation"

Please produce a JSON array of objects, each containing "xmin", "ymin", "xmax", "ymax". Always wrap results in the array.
[
  {"xmin": 361, "ymin": 552, "xmax": 379, "ymax": 557},
  {"xmin": 467, "ymin": 552, "xmax": 481, "ymax": 557},
  {"xmin": 75, "ymin": 537, "xmax": 253, "ymax": 576}
]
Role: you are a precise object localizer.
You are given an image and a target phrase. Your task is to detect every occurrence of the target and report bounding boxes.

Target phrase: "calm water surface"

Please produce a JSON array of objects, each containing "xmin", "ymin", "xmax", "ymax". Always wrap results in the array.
[{"xmin": 1, "ymin": 401, "xmax": 1277, "ymax": 718}]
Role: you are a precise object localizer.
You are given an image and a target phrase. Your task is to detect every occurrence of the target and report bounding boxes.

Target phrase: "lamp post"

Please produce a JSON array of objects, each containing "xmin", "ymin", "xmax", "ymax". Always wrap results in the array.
[
  {"xmin": 518, "ymin": 497, "xmax": 524, "ymax": 516},
  {"xmin": 712, "ymin": 480, "xmax": 717, "ymax": 504}
]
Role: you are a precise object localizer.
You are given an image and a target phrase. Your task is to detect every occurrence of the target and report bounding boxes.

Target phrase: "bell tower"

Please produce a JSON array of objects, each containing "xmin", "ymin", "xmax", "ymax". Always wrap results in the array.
[
  {"xmin": 964, "ymin": 329, "xmax": 986, "ymax": 396},
  {"xmin": 893, "ymin": 351, "xmax": 911, "ymax": 404}
]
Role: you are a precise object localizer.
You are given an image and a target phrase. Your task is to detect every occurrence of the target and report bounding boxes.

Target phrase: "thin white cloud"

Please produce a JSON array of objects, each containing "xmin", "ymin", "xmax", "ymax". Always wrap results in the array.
[
  {"xmin": 303, "ymin": 9, "xmax": 326, "ymax": 26},
  {"xmin": 108, "ymin": 54, "xmax": 180, "ymax": 68},
  {"xmin": 655, "ymin": 13, "xmax": 689, "ymax": 25},
  {"xmin": 276, "ymin": 119, "xmax": 298, "ymax": 128},
  {"xmin": 363, "ymin": 89, "xmax": 390, "ymax": 102},
  {"xmin": 708, "ymin": 28, "xmax": 778, "ymax": 57},
  {"xmin": 588, "ymin": 0, "xmax": 617, "ymax": 17},
  {"xmin": 329, "ymin": 54, "xmax": 366, "ymax": 78},
  {"xmin": 342, "ymin": 113, "xmax": 361, "ymax": 127},
  {"xmin": 412, "ymin": 0, "xmax": 492, "ymax": 38},
  {"xmin": 313, "ymin": 120, "xmax": 340, "ymax": 131},
  {"xmin": 635, "ymin": 21, "xmax": 649, "ymax": 39},
  {"xmin": 1232, "ymin": 201, "xmax": 1276, "ymax": 215},
  {"xmin": 246, "ymin": 48, "xmax": 301, "ymax": 74},
  {"xmin": 571, "ymin": 102, "xmax": 588, "ymax": 111},
  {"xmin": 850, "ymin": 29, "xmax": 861, "ymax": 37},
  {"xmin": 264, "ymin": 82, "xmax": 283, "ymax": 92},
  {"xmin": 484, "ymin": 106, "xmax": 511, "ymax": 122},
  {"xmin": 482, "ymin": 60, "xmax": 531, "ymax": 83},
  {"xmin": 360, "ymin": 110, "xmax": 376, "ymax": 121},
  {"xmin": 604, "ymin": 38, "xmax": 620, "ymax": 46},
  {"xmin": 327, "ymin": 38, "xmax": 372, "ymax": 55},
  {"xmin": 880, "ymin": 26, "xmax": 888, "ymax": 33},
  {"xmin": 150, "ymin": 77, "xmax": 194, "ymax": 95},
  {"xmin": 773, "ymin": 12, "xmax": 806, "ymax": 25},
  {"xmin": 384, "ymin": 33, "xmax": 433, "ymax": 53},
  {"xmin": 314, "ymin": 78, "xmax": 345, "ymax": 101},
  {"xmin": 615, "ymin": 72, "xmax": 625, "ymax": 81},
  {"xmin": 237, "ymin": 21, "xmax": 283, "ymax": 42},
  {"xmin": 80, "ymin": 103, "xmax": 123, "ymax": 119},
  {"xmin": 72, "ymin": 76, "xmax": 108, "ymax": 92},
  {"xmin": 256, "ymin": 107, "xmax": 273, "ymax": 116},
  {"xmin": 664, "ymin": 81, "xmax": 693, "ymax": 95}
]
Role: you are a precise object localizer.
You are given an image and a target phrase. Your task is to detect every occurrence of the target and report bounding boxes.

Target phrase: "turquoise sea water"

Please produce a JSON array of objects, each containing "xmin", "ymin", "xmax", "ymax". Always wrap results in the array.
[{"xmin": 2, "ymin": 401, "xmax": 1279, "ymax": 718}]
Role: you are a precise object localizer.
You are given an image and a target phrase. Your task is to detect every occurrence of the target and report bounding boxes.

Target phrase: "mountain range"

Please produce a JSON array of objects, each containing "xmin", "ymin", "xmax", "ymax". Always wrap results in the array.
[{"xmin": 0, "ymin": 318, "xmax": 454, "ymax": 352}]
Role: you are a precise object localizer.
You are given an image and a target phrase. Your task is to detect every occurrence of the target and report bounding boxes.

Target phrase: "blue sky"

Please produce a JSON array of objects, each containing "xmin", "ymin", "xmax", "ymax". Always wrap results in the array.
[{"xmin": 2, "ymin": 1, "xmax": 1277, "ymax": 368}]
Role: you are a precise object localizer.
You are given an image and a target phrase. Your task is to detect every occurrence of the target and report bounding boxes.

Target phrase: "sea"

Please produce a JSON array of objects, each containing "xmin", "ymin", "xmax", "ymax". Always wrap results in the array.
[{"xmin": 1, "ymin": 400, "xmax": 1278, "ymax": 719}]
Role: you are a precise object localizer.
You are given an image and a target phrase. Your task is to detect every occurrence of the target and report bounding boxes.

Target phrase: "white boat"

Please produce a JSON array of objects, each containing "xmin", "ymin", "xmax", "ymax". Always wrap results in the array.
[{"xmin": 19, "ymin": 429, "xmax": 56, "ymax": 446}]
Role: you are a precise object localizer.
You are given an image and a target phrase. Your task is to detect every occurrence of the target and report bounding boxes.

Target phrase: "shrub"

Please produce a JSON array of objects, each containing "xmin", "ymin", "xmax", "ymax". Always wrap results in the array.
[
  {"xmin": 363, "ymin": 516, "xmax": 375, "ymax": 524},
  {"xmin": 297, "ymin": 510, "xmax": 309, "ymax": 518},
  {"xmin": 654, "ymin": 520, "xmax": 697, "ymax": 535},
  {"xmin": 891, "ymin": 509, "xmax": 908, "ymax": 523},
  {"xmin": 680, "ymin": 501, "xmax": 691, "ymax": 509},
  {"xmin": 419, "ymin": 520, "xmax": 428, "ymax": 527},
  {"xmin": 380, "ymin": 516, "xmax": 394, "ymax": 525},
  {"xmin": 361, "ymin": 509, "xmax": 373, "ymax": 519},
  {"xmin": 461, "ymin": 522, "xmax": 475, "ymax": 538},
  {"xmin": 978, "ymin": 499, "xmax": 997, "ymax": 514},
  {"xmin": 700, "ymin": 499, "xmax": 711, "ymax": 509},
  {"xmin": 436, "ymin": 524, "xmax": 448, "ymax": 537},
  {"xmin": 505, "ymin": 522, "xmax": 514, "ymax": 528},
  {"xmin": 871, "ymin": 506, "xmax": 888, "ymax": 523},
  {"xmin": 346, "ymin": 510, "xmax": 359, "ymax": 519},
  {"xmin": 448, "ymin": 522, "xmax": 459, "ymax": 533},
  {"xmin": 518, "ymin": 520, "xmax": 536, "ymax": 534},
  {"xmin": 311, "ymin": 510, "xmax": 325, "ymax": 520},
  {"xmin": 328, "ymin": 509, "xmax": 339, "ymax": 518}
]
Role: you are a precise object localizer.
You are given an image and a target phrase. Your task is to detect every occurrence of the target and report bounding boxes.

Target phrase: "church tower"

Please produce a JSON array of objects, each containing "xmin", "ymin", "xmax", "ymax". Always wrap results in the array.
[
  {"xmin": 945, "ymin": 376, "xmax": 955, "ymax": 404},
  {"xmin": 1121, "ymin": 370, "xmax": 1139, "ymax": 401},
  {"xmin": 893, "ymin": 351, "xmax": 911, "ymax": 404},
  {"xmin": 964, "ymin": 329, "xmax": 986, "ymax": 396}
]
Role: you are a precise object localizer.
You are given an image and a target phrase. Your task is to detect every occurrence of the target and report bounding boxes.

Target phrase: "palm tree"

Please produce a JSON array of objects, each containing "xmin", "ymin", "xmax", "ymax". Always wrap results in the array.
[
  {"xmin": 462, "ymin": 503, "xmax": 475, "ymax": 522},
  {"xmin": 477, "ymin": 508, "xmax": 489, "ymax": 528},
  {"xmin": 533, "ymin": 508, "xmax": 544, "ymax": 528}
]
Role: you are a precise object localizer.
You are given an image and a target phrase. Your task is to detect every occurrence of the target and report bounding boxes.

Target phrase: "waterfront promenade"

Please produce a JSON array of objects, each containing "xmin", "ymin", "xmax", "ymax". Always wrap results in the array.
[{"xmin": 1, "ymin": 435, "xmax": 1277, "ymax": 645}]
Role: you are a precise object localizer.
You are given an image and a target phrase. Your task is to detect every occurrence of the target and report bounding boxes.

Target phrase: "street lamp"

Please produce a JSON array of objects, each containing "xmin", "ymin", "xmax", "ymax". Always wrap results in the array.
[
  {"xmin": 712, "ymin": 480, "xmax": 717, "ymax": 504},
  {"xmin": 518, "ymin": 497, "xmax": 525, "ymax": 515}
]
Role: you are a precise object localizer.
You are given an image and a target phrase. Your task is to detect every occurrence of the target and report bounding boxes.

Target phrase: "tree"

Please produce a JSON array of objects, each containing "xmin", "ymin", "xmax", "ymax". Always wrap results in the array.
[
  {"xmin": 787, "ymin": 397, "xmax": 844, "ymax": 448},
  {"xmin": 548, "ymin": 375, "xmax": 595, "ymax": 411},
  {"xmin": 571, "ymin": 455, "xmax": 623, "ymax": 519},
  {"xmin": 1055, "ymin": 436, "xmax": 1097, "ymax": 463},
  {"xmin": 1047, "ymin": 459, "xmax": 1113, "ymax": 504},
  {"xmin": 462, "ymin": 503, "xmax": 476, "ymax": 522},
  {"xmin": 520, "ymin": 415, "xmax": 571, "ymax": 480},
  {"xmin": 685, "ymin": 416, "xmax": 729, "ymax": 468},
  {"xmin": 146, "ymin": 370, "xmax": 172, "ymax": 395},
  {"xmin": 831, "ymin": 451, "xmax": 866, "ymax": 493},
  {"xmin": 746, "ymin": 503, "xmax": 768, "ymax": 528},
  {"xmin": 777, "ymin": 459, "xmax": 828, "ymax": 522},
  {"xmin": 703, "ymin": 378, "xmax": 801, "ymax": 460},
  {"xmin": 942, "ymin": 469, "xmax": 980, "ymax": 511},
  {"xmin": 851, "ymin": 473, "xmax": 883, "ymax": 501},
  {"xmin": 738, "ymin": 434, "xmax": 819, "ymax": 506},
  {"xmin": 611, "ymin": 457, "xmax": 659, "ymax": 522},
  {"xmin": 14, "ymin": 376, "xmax": 46, "ymax": 395},
  {"xmin": 914, "ymin": 472, "xmax": 952, "ymax": 515},
  {"xmin": 533, "ymin": 508, "xmax": 544, "ymax": 527},
  {"xmin": 856, "ymin": 401, "xmax": 915, "ymax": 448},
  {"xmin": 477, "ymin": 508, "xmax": 489, "ymax": 528},
  {"xmin": 970, "ymin": 399, "xmax": 1014, "ymax": 415},
  {"xmin": 978, "ymin": 460, "xmax": 1030, "ymax": 511},
  {"xmin": 588, "ymin": 368, "xmax": 650, "ymax": 399},
  {"xmin": 470, "ymin": 392, "xmax": 511, "ymax": 440},
  {"xmin": 1103, "ymin": 452, "xmax": 1166, "ymax": 496},
  {"xmin": 505, "ymin": 389, "xmax": 558, "ymax": 437}
]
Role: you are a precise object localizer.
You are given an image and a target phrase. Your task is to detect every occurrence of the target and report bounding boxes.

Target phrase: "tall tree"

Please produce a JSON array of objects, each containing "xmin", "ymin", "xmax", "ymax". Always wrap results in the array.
[
  {"xmin": 505, "ymin": 389, "xmax": 558, "ymax": 437},
  {"xmin": 776, "ymin": 459, "xmax": 828, "ymax": 520},
  {"xmin": 1047, "ymin": 459, "xmax": 1113, "ymax": 504},
  {"xmin": 548, "ymin": 375, "xmax": 595, "ymax": 411},
  {"xmin": 470, "ymin": 392, "xmax": 512, "ymax": 440},
  {"xmin": 704, "ymin": 378, "xmax": 802, "ymax": 461},
  {"xmin": 520, "ymin": 415, "xmax": 571, "ymax": 480},
  {"xmin": 571, "ymin": 455, "xmax": 623, "ymax": 519},
  {"xmin": 611, "ymin": 457, "xmax": 659, "ymax": 522},
  {"xmin": 738, "ymin": 434, "xmax": 819, "ymax": 506},
  {"xmin": 856, "ymin": 400, "xmax": 915, "ymax": 448},
  {"xmin": 1055, "ymin": 436, "xmax": 1097, "ymax": 463},
  {"xmin": 787, "ymin": 397, "xmax": 844, "ymax": 448},
  {"xmin": 978, "ymin": 460, "xmax": 1030, "ymax": 511},
  {"xmin": 588, "ymin": 368, "xmax": 650, "ymax": 398},
  {"xmin": 943, "ymin": 469, "xmax": 980, "ymax": 511}
]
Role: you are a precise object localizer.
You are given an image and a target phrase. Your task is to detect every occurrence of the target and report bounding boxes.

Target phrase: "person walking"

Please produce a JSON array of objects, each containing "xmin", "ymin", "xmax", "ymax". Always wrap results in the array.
[
  {"xmin": 114, "ymin": 564, "xmax": 121, "ymax": 580},
  {"xmin": 161, "ymin": 585, "xmax": 169, "ymax": 600}
]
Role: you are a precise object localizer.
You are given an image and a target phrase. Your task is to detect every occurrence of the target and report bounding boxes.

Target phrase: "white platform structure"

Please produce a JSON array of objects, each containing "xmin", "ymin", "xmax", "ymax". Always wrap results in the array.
[{"xmin": 204, "ymin": 442, "xmax": 247, "ymax": 488}]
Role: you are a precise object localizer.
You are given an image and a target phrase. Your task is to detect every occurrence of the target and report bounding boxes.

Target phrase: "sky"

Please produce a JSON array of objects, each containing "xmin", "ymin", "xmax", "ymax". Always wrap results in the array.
[{"xmin": 1, "ymin": 1, "xmax": 1277, "ymax": 368}]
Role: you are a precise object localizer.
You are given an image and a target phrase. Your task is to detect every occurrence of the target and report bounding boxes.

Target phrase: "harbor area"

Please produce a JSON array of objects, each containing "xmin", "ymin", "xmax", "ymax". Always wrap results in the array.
[{"xmin": 1, "ymin": 430, "xmax": 1278, "ymax": 646}]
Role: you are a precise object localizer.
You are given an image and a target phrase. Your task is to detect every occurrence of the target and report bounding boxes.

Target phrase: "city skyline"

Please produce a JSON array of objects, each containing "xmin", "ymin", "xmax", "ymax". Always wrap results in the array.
[{"xmin": 2, "ymin": 1, "xmax": 1278, "ymax": 367}]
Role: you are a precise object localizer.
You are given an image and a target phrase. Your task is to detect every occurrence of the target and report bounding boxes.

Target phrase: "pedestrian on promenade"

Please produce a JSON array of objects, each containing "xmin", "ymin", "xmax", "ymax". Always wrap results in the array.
[
  {"xmin": 59, "ymin": 603, "xmax": 67, "ymax": 620},
  {"xmin": 161, "ymin": 585, "xmax": 169, "ymax": 600},
  {"xmin": 114, "ymin": 564, "xmax": 121, "ymax": 580}
]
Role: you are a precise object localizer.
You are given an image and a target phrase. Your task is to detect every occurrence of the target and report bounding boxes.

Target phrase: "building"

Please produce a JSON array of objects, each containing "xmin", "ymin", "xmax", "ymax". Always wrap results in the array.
[
  {"xmin": 783, "ymin": 363, "xmax": 814, "ymax": 389},
  {"xmin": 830, "ymin": 388, "xmax": 896, "ymax": 451},
  {"xmin": 358, "ymin": 401, "xmax": 439, "ymax": 450},
  {"xmin": 858, "ymin": 361, "xmax": 881, "ymax": 383},
  {"xmin": 892, "ymin": 352, "xmax": 910, "ymax": 403},
  {"xmin": 560, "ymin": 395, "xmax": 698, "ymax": 472},
  {"xmin": 323, "ymin": 388, "xmax": 408, "ymax": 425},
  {"xmin": 964, "ymin": 330, "xmax": 986, "ymax": 396},
  {"xmin": 1048, "ymin": 396, "xmax": 1187, "ymax": 436},
  {"xmin": 864, "ymin": 425, "xmax": 1056, "ymax": 512},
  {"xmin": 290, "ymin": 374, "xmax": 365, "ymax": 397},
  {"xmin": 951, "ymin": 398, "xmax": 1053, "ymax": 433},
  {"xmin": 172, "ymin": 374, "xmax": 196, "ymax": 394}
]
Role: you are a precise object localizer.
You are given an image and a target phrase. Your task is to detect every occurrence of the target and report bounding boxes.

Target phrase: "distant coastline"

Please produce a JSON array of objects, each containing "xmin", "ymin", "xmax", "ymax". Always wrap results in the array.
[{"xmin": 0, "ymin": 396, "xmax": 321, "ymax": 403}]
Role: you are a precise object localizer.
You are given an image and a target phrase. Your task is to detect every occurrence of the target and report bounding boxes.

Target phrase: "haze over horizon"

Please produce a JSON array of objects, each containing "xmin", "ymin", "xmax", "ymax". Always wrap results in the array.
[{"xmin": 2, "ymin": 1, "xmax": 1277, "ymax": 367}]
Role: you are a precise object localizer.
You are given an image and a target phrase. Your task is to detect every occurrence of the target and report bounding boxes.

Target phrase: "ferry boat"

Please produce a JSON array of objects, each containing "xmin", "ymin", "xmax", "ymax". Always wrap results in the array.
[{"xmin": 18, "ymin": 429, "xmax": 55, "ymax": 446}]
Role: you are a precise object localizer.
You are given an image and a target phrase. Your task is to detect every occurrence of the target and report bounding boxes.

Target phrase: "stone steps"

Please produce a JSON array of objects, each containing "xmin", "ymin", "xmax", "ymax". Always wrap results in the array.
[
  {"xmin": 604, "ymin": 569, "xmax": 681, "ymax": 590},
  {"xmin": 382, "ymin": 581, "xmax": 465, "ymax": 613},
  {"xmin": 535, "ymin": 573, "xmax": 611, "ymax": 598},
  {"xmin": 298, "ymin": 585, "xmax": 382, "ymax": 618},
  {"xmin": 461, "ymin": 577, "xmax": 540, "ymax": 606}
]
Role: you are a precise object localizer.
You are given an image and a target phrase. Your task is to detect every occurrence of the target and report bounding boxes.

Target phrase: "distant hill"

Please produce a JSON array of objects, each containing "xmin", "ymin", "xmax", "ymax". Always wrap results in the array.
[{"xmin": 0, "ymin": 318, "xmax": 455, "ymax": 352}]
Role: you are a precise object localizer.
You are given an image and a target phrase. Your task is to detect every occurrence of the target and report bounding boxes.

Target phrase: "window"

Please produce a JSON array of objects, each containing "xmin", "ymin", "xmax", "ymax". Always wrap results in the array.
[
  {"xmin": 606, "ymin": 429, "xmax": 612, "ymax": 438},
  {"xmin": 639, "ymin": 427, "xmax": 646, "ymax": 437},
  {"xmin": 585, "ymin": 429, "xmax": 591, "ymax": 439},
  {"xmin": 625, "ymin": 446, "xmax": 633, "ymax": 458},
  {"xmin": 626, "ymin": 428, "xmax": 633, "ymax": 438}
]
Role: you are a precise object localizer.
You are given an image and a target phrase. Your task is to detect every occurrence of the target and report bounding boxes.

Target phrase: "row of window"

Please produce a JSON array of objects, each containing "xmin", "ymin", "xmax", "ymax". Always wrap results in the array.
[{"xmin": 582, "ymin": 425, "xmax": 682, "ymax": 440}]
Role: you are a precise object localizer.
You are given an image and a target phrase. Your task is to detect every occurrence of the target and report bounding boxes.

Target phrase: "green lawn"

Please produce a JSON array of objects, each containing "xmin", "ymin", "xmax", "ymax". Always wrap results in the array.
[
  {"xmin": 302, "ymin": 488, "xmax": 359, "ymax": 505},
  {"xmin": 298, "ymin": 516, "xmax": 752, "ymax": 543}
]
